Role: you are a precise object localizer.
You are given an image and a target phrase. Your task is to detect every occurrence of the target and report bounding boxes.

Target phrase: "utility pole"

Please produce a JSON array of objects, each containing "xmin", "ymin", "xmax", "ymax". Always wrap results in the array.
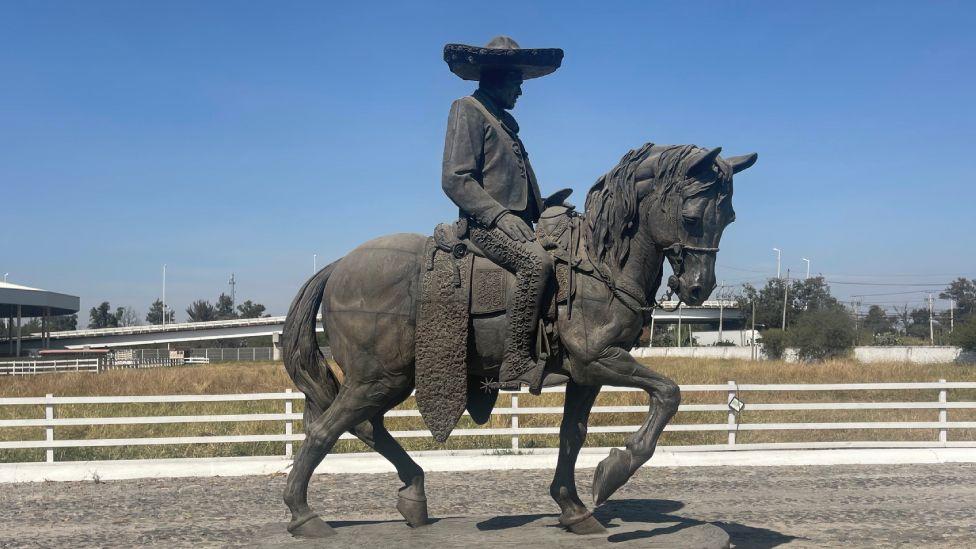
[
  {"xmin": 852, "ymin": 299, "xmax": 861, "ymax": 345},
  {"xmin": 162, "ymin": 264, "xmax": 167, "ymax": 327},
  {"xmin": 950, "ymin": 299, "xmax": 955, "ymax": 333},
  {"xmin": 2, "ymin": 273, "xmax": 7, "ymax": 283},
  {"xmin": 228, "ymin": 273, "xmax": 236, "ymax": 306},
  {"xmin": 648, "ymin": 308, "xmax": 655, "ymax": 348},
  {"xmin": 772, "ymin": 248, "xmax": 782, "ymax": 279},
  {"xmin": 928, "ymin": 294, "xmax": 935, "ymax": 344},
  {"xmin": 716, "ymin": 281, "xmax": 726, "ymax": 344},
  {"xmin": 801, "ymin": 258, "xmax": 810, "ymax": 280},
  {"xmin": 751, "ymin": 301, "xmax": 757, "ymax": 361},
  {"xmin": 313, "ymin": 254, "xmax": 317, "ymax": 273},
  {"xmin": 781, "ymin": 269, "xmax": 790, "ymax": 330},
  {"xmin": 677, "ymin": 304, "xmax": 683, "ymax": 348}
]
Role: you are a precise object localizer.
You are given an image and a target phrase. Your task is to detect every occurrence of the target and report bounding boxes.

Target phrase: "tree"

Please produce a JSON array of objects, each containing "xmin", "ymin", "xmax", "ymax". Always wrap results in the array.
[
  {"xmin": 862, "ymin": 305, "xmax": 893, "ymax": 336},
  {"xmin": 186, "ymin": 300, "xmax": 217, "ymax": 322},
  {"xmin": 145, "ymin": 299, "xmax": 175, "ymax": 325},
  {"xmin": 940, "ymin": 278, "xmax": 976, "ymax": 321},
  {"xmin": 950, "ymin": 317, "xmax": 976, "ymax": 351},
  {"xmin": 759, "ymin": 329, "xmax": 788, "ymax": 360},
  {"xmin": 790, "ymin": 308, "xmax": 855, "ymax": 361},
  {"xmin": 114, "ymin": 306, "xmax": 140, "ymax": 327},
  {"xmin": 215, "ymin": 293, "xmax": 237, "ymax": 320},
  {"xmin": 49, "ymin": 314, "xmax": 77, "ymax": 331},
  {"xmin": 236, "ymin": 300, "xmax": 268, "ymax": 318},
  {"xmin": 737, "ymin": 276, "xmax": 844, "ymax": 331},
  {"xmin": 907, "ymin": 307, "xmax": 933, "ymax": 339},
  {"xmin": 88, "ymin": 302, "xmax": 119, "ymax": 329}
]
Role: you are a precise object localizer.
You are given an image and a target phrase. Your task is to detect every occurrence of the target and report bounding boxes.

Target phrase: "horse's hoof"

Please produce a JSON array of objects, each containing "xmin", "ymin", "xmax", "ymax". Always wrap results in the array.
[
  {"xmin": 397, "ymin": 483, "xmax": 430, "ymax": 527},
  {"xmin": 287, "ymin": 514, "xmax": 336, "ymax": 538},
  {"xmin": 592, "ymin": 447, "xmax": 633, "ymax": 506},
  {"xmin": 562, "ymin": 513, "xmax": 607, "ymax": 535}
]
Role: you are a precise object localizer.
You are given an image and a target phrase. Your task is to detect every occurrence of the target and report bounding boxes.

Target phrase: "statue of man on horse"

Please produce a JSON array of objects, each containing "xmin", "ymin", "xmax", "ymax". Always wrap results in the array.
[{"xmin": 280, "ymin": 36, "xmax": 758, "ymax": 539}]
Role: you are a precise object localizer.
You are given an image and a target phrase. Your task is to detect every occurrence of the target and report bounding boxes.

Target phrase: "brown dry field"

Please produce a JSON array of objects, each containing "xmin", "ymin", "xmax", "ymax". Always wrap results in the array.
[{"xmin": 2, "ymin": 358, "xmax": 975, "ymax": 462}]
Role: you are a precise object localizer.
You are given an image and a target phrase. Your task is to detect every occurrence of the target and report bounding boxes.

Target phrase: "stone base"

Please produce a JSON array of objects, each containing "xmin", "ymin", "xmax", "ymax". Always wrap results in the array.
[{"xmin": 248, "ymin": 515, "xmax": 729, "ymax": 548}]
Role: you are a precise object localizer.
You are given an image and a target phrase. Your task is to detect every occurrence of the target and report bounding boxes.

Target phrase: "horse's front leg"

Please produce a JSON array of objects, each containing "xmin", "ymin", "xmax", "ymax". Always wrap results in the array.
[
  {"xmin": 549, "ymin": 379, "xmax": 606, "ymax": 534},
  {"xmin": 573, "ymin": 345, "xmax": 681, "ymax": 505}
]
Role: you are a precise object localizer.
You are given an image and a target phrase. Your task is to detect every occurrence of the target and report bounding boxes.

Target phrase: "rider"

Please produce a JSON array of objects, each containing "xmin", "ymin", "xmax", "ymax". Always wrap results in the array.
[{"xmin": 442, "ymin": 36, "xmax": 563, "ymax": 391}]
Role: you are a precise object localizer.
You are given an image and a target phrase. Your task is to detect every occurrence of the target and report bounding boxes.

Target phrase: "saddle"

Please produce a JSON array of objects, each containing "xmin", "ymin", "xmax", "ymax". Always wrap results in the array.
[{"xmin": 415, "ymin": 189, "xmax": 591, "ymax": 442}]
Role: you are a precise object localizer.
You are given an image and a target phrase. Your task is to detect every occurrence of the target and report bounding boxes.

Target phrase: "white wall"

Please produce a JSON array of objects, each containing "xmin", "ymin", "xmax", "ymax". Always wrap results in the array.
[{"xmin": 632, "ymin": 345, "xmax": 976, "ymax": 364}]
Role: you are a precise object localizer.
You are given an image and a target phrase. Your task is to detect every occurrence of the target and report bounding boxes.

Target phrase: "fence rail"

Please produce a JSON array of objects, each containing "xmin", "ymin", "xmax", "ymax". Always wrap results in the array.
[
  {"xmin": 0, "ymin": 359, "xmax": 100, "ymax": 376},
  {"xmin": 2, "ymin": 382, "xmax": 976, "ymax": 464}
]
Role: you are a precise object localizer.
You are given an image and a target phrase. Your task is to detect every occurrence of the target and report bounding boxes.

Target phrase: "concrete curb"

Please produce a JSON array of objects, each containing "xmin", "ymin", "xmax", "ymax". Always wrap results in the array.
[{"xmin": 3, "ymin": 447, "xmax": 975, "ymax": 483}]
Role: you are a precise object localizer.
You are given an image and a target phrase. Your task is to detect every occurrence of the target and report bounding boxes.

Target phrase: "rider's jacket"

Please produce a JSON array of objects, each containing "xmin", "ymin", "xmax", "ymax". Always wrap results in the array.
[{"xmin": 442, "ymin": 89, "xmax": 544, "ymax": 227}]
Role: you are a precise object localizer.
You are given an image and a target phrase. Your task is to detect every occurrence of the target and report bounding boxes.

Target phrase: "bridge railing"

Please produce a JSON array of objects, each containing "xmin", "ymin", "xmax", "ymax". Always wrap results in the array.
[{"xmin": 2, "ymin": 381, "xmax": 975, "ymax": 463}]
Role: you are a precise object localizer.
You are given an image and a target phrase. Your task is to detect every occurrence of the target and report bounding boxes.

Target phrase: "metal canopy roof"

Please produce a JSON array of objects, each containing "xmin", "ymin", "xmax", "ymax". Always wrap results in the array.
[{"xmin": 0, "ymin": 281, "xmax": 80, "ymax": 317}]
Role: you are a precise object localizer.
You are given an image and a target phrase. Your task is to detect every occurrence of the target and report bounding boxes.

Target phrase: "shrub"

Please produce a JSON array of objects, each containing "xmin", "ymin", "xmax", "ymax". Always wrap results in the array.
[
  {"xmin": 759, "ymin": 329, "xmax": 788, "ymax": 360},
  {"xmin": 950, "ymin": 318, "xmax": 976, "ymax": 351},
  {"xmin": 790, "ymin": 308, "xmax": 855, "ymax": 361}
]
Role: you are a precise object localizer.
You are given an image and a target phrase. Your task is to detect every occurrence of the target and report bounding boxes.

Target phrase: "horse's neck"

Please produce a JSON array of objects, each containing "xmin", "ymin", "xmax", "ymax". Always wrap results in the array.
[
  {"xmin": 582, "ymin": 221, "xmax": 663, "ymax": 306},
  {"xmin": 617, "ymin": 228, "xmax": 663, "ymax": 305}
]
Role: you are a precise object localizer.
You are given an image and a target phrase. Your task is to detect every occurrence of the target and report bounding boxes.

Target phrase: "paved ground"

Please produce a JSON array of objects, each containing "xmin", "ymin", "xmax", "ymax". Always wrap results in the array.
[{"xmin": 1, "ymin": 463, "xmax": 974, "ymax": 548}]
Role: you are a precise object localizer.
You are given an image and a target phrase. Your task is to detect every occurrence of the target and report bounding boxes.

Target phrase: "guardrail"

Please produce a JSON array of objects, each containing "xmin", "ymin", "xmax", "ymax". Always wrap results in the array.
[
  {"xmin": 0, "ymin": 359, "xmax": 100, "ymax": 376},
  {"xmin": 2, "ymin": 381, "xmax": 975, "ymax": 464}
]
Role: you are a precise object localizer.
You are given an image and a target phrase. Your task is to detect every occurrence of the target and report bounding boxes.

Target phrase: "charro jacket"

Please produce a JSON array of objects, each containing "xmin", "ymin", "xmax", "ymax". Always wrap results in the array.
[{"xmin": 441, "ymin": 90, "xmax": 544, "ymax": 227}]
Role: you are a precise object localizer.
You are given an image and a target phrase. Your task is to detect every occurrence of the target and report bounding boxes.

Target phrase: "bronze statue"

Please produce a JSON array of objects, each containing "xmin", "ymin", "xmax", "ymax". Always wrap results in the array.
[{"xmin": 281, "ymin": 36, "xmax": 758, "ymax": 539}]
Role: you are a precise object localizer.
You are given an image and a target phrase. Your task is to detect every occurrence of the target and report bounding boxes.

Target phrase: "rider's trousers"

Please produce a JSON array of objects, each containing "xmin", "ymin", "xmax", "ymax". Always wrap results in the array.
[{"xmin": 468, "ymin": 219, "xmax": 554, "ymax": 383}]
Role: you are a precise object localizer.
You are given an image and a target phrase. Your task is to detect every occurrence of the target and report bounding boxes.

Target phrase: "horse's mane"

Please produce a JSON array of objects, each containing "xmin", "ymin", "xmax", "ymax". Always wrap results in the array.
[{"xmin": 584, "ymin": 143, "xmax": 714, "ymax": 270}]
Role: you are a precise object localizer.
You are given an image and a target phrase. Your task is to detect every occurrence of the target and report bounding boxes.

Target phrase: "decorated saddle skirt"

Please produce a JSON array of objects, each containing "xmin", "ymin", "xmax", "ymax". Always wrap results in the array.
[{"xmin": 414, "ymin": 205, "xmax": 585, "ymax": 442}]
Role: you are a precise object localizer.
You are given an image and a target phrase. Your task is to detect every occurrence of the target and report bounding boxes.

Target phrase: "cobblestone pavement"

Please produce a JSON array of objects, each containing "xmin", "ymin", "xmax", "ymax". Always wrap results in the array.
[{"xmin": 1, "ymin": 463, "xmax": 974, "ymax": 548}]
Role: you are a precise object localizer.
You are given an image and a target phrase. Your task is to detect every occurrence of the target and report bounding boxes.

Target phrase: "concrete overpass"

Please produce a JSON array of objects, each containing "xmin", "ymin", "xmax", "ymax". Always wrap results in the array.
[
  {"xmin": 5, "ymin": 300, "xmax": 740, "ymax": 351},
  {"xmin": 8, "ymin": 316, "xmax": 319, "ymax": 350}
]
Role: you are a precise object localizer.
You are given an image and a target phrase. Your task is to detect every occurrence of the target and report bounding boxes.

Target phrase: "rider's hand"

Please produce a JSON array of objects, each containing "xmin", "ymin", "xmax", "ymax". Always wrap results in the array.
[{"xmin": 495, "ymin": 212, "xmax": 536, "ymax": 243}]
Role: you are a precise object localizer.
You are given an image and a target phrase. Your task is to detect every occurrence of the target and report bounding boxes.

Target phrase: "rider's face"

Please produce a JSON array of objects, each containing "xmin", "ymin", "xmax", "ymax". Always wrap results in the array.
[
  {"xmin": 497, "ymin": 74, "xmax": 523, "ymax": 109},
  {"xmin": 485, "ymin": 72, "xmax": 523, "ymax": 110}
]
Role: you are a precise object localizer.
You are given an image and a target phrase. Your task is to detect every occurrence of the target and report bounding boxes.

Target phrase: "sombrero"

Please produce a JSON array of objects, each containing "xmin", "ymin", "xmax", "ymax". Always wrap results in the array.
[{"xmin": 443, "ymin": 36, "xmax": 563, "ymax": 81}]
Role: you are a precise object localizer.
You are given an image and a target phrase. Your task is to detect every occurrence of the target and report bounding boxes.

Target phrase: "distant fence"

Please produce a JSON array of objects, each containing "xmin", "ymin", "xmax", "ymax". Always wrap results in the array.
[
  {"xmin": 634, "ymin": 345, "xmax": 976, "ymax": 364},
  {"xmin": 2, "ymin": 381, "xmax": 975, "ymax": 464},
  {"xmin": 0, "ymin": 359, "xmax": 100, "ymax": 376}
]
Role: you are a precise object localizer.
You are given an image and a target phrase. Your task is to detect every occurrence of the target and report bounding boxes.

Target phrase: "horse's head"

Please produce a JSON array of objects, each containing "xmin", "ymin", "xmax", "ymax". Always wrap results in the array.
[{"xmin": 634, "ymin": 145, "xmax": 757, "ymax": 305}]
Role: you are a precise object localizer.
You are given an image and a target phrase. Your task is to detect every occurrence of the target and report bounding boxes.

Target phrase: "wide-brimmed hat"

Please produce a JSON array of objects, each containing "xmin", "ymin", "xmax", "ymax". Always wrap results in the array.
[{"xmin": 443, "ymin": 36, "xmax": 563, "ymax": 81}]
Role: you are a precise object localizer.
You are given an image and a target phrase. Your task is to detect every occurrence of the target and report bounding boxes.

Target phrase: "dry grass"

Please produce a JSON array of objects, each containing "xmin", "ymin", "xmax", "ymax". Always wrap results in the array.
[{"xmin": 2, "ymin": 358, "xmax": 975, "ymax": 462}]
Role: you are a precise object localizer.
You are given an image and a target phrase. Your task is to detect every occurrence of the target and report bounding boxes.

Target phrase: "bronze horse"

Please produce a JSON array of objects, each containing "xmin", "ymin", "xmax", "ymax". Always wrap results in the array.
[{"xmin": 281, "ymin": 143, "xmax": 757, "ymax": 537}]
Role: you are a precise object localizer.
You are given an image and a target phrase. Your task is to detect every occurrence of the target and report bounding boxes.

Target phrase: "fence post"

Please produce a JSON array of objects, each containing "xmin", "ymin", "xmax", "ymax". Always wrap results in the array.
[
  {"xmin": 511, "ymin": 393, "xmax": 519, "ymax": 451},
  {"xmin": 727, "ymin": 381, "xmax": 736, "ymax": 447},
  {"xmin": 45, "ymin": 393, "xmax": 55, "ymax": 463},
  {"xmin": 285, "ymin": 389, "xmax": 294, "ymax": 458},
  {"xmin": 938, "ymin": 378, "xmax": 948, "ymax": 445}
]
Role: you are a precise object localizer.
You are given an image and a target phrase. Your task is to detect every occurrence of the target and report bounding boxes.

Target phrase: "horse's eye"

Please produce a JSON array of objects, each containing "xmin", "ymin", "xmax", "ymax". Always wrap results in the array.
[{"xmin": 682, "ymin": 213, "xmax": 700, "ymax": 225}]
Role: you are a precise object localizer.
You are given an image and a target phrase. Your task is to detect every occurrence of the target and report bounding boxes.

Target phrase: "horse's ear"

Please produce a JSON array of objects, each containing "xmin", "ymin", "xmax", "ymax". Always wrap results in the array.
[
  {"xmin": 726, "ymin": 153, "xmax": 758, "ymax": 174},
  {"xmin": 686, "ymin": 147, "xmax": 722, "ymax": 176}
]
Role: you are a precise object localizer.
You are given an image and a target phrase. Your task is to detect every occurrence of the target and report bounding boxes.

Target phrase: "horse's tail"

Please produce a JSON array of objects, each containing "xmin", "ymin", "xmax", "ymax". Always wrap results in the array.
[{"xmin": 283, "ymin": 260, "xmax": 339, "ymax": 416}]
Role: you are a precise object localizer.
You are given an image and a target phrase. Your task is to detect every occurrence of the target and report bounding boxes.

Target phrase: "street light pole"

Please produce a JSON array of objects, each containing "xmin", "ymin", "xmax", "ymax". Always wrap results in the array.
[
  {"xmin": 801, "ymin": 258, "xmax": 810, "ymax": 280},
  {"xmin": 772, "ymin": 248, "xmax": 781, "ymax": 279},
  {"xmin": 313, "ymin": 254, "xmax": 317, "ymax": 273},
  {"xmin": 162, "ymin": 264, "xmax": 167, "ymax": 327}
]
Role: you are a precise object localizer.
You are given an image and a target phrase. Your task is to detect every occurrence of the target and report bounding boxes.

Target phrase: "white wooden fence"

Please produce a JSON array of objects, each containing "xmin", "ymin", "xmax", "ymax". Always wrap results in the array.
[
  {"xmin": 2, "ymin": 382, "xmax": 975, "ymax": 464},
  {"xmin": 0, "ymin": 359, "xmax": 100, "ymax": 376}
]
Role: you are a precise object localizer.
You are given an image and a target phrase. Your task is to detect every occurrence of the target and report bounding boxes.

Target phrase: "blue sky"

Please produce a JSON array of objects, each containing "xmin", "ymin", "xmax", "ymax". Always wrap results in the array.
[{"xmin": 2, "ymin": 1, "xmax": 974, "ymax": 319}]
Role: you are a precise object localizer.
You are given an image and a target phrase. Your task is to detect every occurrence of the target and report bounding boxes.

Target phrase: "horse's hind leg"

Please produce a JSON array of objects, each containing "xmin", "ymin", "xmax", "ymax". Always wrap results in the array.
[
  {"xmin": 283, "ymin": 384, "xmax": 386, "ymax": 538},
  {"xmin": 550, "ymin": 379, "xmax": 605, "ymax": 534},
  {"xmin": 351, "ymin": 416, "xmax": 429, "ymax": 527}
]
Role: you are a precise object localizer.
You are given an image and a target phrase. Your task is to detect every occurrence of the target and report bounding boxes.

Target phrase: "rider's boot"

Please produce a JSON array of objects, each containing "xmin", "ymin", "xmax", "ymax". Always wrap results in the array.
[{"xmin": 497, "ymin": 263, "xmax": 549, "ymax": 394}]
